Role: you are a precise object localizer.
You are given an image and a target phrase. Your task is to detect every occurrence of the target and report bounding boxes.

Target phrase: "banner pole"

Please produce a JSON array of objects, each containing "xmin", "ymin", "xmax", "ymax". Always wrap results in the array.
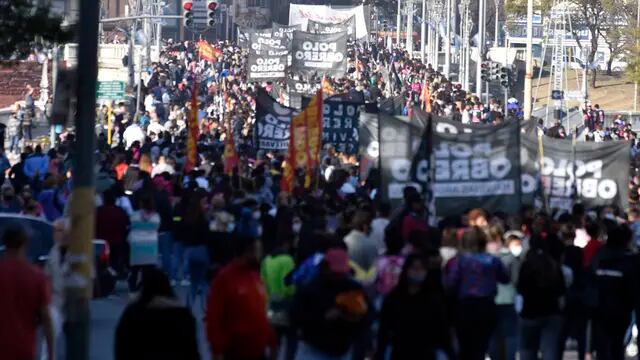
[{"xmin": 537, "ymin": 132, "xmax": 550, "ymax": 214}]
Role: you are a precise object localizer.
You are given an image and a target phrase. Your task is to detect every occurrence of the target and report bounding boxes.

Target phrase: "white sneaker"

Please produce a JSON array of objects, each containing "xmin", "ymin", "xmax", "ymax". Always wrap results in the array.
[{"xmin": 180, "ymin": 279, "xmax": 191, "ymax": 286}]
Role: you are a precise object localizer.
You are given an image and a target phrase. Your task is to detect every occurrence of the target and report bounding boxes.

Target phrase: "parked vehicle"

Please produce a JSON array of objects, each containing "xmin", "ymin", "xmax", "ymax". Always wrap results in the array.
[{"xmin": 0, "ymin": 214, "xmax": 116, "ymax": 298}]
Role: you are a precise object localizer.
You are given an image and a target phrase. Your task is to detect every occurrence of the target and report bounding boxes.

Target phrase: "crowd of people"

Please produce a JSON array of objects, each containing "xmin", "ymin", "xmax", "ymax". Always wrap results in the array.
[{"xmin": 0, "ymin": 34, "xmax": 639, "ymax": 360}]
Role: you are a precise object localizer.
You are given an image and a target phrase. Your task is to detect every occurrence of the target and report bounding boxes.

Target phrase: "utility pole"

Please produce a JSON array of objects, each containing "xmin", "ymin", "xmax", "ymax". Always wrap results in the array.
[
  {"xmin": 444, "ymin": 0, "xmax": 452, "ymax": 77},
  {"xmin": 65, "ymin": 0, "xmax": 99, "ymax": 359},
  {"xmin": 635, "ymin": 0, "xmax": 640, "ymax": 112},
  {"xmin": 397, "ymin": 0, "xmax": 403, "ymax": 48},
  {"xmin": 127, "ymin": 5, "xmax": 136, "ymax": 88},
  {"xmin": 476, "ymin": 0, "xmax": 486, "ymax": 96},
  {"xmin": 406, "ymin": 0, "xmax": 414, "ymax": 55},
  {"xmin": 494, "ymin": 0, "xmax": 500, "ymax": 46},
  {"xmin": 421, "ymin": 0, "xmax": 427, "ymax": 62},
  {"xmin": 523, "ymin": 0, "xmax": 534, "ymax": 120}
]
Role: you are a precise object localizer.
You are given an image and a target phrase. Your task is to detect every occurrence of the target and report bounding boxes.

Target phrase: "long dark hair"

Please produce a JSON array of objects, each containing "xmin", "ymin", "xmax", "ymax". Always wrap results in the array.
[
  {"xmin": 522, "ymin": 235, "xmax": 562, "ymax": 289},
  {"xmin": 138, "ymin": 268, "xmax": 175, "ymax": 305},
  {"xmin": 394, "ymin": 254, "xmax": 429, "ymax": 294}
]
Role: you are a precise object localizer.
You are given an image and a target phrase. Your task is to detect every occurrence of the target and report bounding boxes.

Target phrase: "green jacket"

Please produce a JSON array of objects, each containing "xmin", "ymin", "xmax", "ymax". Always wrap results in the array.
[{"xmin": 260, "ymin": 253, "xmax": 296, "ymax": 301}]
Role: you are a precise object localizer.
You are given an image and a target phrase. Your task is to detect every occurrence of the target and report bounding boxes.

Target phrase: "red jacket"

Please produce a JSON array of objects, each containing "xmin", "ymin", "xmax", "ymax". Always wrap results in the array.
[{"xmin": 205, "ymin": 260, "xmax": 277, "ymax": 358}]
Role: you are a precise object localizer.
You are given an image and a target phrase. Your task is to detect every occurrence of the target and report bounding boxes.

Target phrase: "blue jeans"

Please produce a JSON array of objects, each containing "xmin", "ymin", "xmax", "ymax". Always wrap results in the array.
[
  {"xmin": 184, "ymin": 245, "xmax": 209, "ymax": 308},
  {"xmin": 520, "ymin": 315, "xmax": 563, "ymax": 360},
  {"xmin": 158, "ymin": 232, "xmax": 173, "ymax": 275},
  {"xmin": 10, "ymin": 135, "xmax": 19, "ymax": 153},
  {"xmin": 171, "ymin": 242, "xmax": 187, "ymax": 281},
  {"xmin": 490, "ymin": 304, "xmax": 519, "ymax": 360}
]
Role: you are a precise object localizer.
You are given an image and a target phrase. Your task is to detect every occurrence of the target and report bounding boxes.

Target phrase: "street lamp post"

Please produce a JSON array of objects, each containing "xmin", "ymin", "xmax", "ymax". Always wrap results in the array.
[
  {"xmin": 476, "ymin": 0, "xmax": 486, "ymax": 97},
  {"xmin": 397, "ymin": 0, "xmax": 402, "ymax": 48},
  {"xmin": 523, "ymin": 0, "xmax": 534, "ymax": 120},
  {"xmin": 444, "ymin": 0, "xmax": 452, "ymax": 78},
  {"xmin": 421, "ymin": 0, "xmax": 427, "ymax": 62}
]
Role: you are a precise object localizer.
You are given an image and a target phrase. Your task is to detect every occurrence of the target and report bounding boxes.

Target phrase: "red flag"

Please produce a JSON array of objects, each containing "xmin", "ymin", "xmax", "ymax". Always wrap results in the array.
[
  {"xmin": 185, "ymin": 82, "xmax": 200, "ymax": 173},
  {"xmin": 281, "ymin": 89, "xmax": 323, "ymax": 192},
  {"xmin": 223, "ymin": 94, "xmax": 239, "ymax": 175}
]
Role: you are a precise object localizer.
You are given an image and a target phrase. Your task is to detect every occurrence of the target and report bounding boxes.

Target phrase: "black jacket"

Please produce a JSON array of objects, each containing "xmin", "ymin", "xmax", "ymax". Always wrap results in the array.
[
  {"xmin": 377, "ymin": 289, "xmax": 452, "ymax": 360},
  {"xmin": 115, "ymin": 296, "xmax": 200, "ymax": 360}
]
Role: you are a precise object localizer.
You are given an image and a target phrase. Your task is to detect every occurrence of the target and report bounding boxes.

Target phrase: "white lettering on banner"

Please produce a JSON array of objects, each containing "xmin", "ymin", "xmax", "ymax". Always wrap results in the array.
[
  {"xmin": 434, "ymin": 181, "xmax": 515, "ymax": 197},
  {"xmin": 258, "ymin": 113, "xmax": 289, "ymax": 140},
  {"xmin": 434, "ymin": 157, "xmax": 511, "ymax": 181},
  {"xmin": 524, "ymin": 156, "xmax": 618, "ymax": 201}
]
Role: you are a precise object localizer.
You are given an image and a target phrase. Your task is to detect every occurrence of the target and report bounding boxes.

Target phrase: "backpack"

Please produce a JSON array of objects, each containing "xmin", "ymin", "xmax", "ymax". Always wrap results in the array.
[{"xmin": 375, "ymin": 255, "xmax": 405, "ymax": 296}]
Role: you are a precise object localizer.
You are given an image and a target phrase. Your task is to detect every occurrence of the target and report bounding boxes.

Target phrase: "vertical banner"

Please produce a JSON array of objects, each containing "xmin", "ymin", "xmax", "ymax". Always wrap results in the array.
[
  {"xmin": 185, "ymin": 82, "xmax": 200, "ymax": 173},
  {"xmin": 282, "ymin": 90, "xmax": 324, "ymax": 192},
  {"xmin": 432, "ymin": 118, "xmax": 522, "ymax": 217},
  {"xmin": 520, "ymin": 133, "xmax": 630, "ymax": 211},
  {"xmin": 291, "ymin": 30, "xmax": 348, "ymax": 77},
  {"xmin": 358, "ymin": 111, "xmax": 379, "ymax": 181},
  {"xmin": 247, "ymin": 44, "xmax": 288, "ymax": 81},
  {"xmin": 378, "ymin": 114, "xmax": 428, "ymax": 209},
  {"xmin": 255, "ymin": 89, "xmax": 299, "ymax": 151},
  {"xmin": 322, "ymin": 97, "xmax": 361, "ymax": 154}
]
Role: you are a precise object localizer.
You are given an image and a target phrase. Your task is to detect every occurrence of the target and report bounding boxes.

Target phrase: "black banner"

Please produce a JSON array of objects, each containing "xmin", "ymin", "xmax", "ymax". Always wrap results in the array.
[
  {"xmin": 272, "ymin": 23, "xmax": 300, "ymax": 41},
  {"xmin": 291, "ymin": 31, "xmax": 348, "ymax": 77},
  {"xmin": 520, "ymin": 133, "xmax": 630, "ymax": 211},
  {"xmin": 248, "ymin": 44, "xmax": 288, "ymax": 81},
  {"xmin": 307, "ymin": 16, "xmax": 356, "ymax": 40},
  {"xmin": 322, "ymin": 97, "xmax": 361, "ymax": 154},
  {"xmin": 358, "ymin": 111, "xmax": 379, "ymax": 181},
  {"xmin": 432, "ymin": 117, "xmax": 522, "ymax": 217},
  {"xmin": 378, "ymin": 113, "xmax": 429, "ymax": 209},
  {"xmin": 255, "ymin": 89, "xmax": 299, "ymax": 151},
  {"xmin": 250, "ymin": 30, "xmax": 288, "ymax": 52},
  {"xmin": 286, "ymin": 77, "xmax": 321, "ymax": 95}
]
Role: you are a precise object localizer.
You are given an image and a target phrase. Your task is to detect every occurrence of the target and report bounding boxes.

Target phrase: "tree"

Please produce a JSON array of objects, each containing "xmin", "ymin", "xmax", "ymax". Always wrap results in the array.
[
  {"xmin": 600, "ymin": 0, "xmax": 635, "ymax": 75},
  {"xmin": 0, "ymin": 0, "xmax": 72, "ymax": 59}
]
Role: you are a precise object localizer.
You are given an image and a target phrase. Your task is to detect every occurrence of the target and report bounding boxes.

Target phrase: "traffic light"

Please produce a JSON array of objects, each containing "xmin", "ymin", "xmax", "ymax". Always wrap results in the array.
[
  {"xmin": 183, "ymin": 0, "xmax": 193, "ymax": 27},
  {"xmin": 481, "ymin": 61, "xmax": 490, "ymax": 81},
  {"xmin": 207, "ymin": 0, "xmax": 218, "ymax": 27},
  {"xmin": 489, "ymin": 62, "xmax": 501, "ymax": 81},
  {"xmin": 500, "ymin": 67, "xmax": 510, "ymax": 88}
]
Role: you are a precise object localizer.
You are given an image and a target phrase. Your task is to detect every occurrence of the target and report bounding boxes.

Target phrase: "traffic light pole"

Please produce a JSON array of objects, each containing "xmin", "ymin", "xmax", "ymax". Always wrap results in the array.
[{"xmin": 65, "ymin": 0, "xmax": 99, "ymax": 358}]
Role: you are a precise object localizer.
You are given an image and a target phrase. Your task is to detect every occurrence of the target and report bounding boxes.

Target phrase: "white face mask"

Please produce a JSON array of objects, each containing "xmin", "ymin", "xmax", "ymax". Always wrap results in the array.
[
  {"xmin": 510, "ymin": 245, "xmax": 523, "ymax": 257},
  {"xmin": 253, "ymin": 211, "xmax": 261, "ymax": 220},
  {"xmin": 292, "ymin": 223, "xmax": 302, "ymax": 234}
]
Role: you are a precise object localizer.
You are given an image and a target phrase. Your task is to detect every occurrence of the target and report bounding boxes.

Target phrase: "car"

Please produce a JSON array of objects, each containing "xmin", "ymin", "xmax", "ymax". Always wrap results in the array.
[{"xmin": 0, "ymin": 214, "xmax": 116, "ymax": 298}]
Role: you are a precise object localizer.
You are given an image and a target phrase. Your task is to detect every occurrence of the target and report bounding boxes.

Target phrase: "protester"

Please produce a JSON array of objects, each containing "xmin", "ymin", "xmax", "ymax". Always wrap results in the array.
[
  {"xmin": 445, "ymin": 226, "xmax": 509, "ymax": 360},
  {"xmin": 205, "ymin": 236, "xmax": 278, "ymax": 360},
  {"xmin": 128, "ymin": 193, "xmax": 160, "ymax": 293},
  {"xmin": 517, "ymin": 234, "xmax": 567, "ymax": 360},
  {"xmin": 291, "ymin": 247, "xmax": 373, "ymax": 360},
  {"xmin": 376, "ymin": 253, "xmax": 452, "ymax": 359},
  {"xmin": 0, "ymin": 225, "xmax": 55, "ymax": 360},
  {"xmin": 115, "ymin": 268, "xmax": 200, "ymax": 360}
]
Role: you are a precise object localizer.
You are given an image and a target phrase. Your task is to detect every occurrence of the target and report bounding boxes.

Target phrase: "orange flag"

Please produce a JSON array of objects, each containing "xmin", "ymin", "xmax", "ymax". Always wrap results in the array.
[
  {"xmin": 198, "ymin": 40, "xmax": 221, "ymax": 61},
  {"xmin": 321, "ymin": 76, "xmax": 336, "ymax": 97},
  {"xmin": 185, "ymin": 82, "xmax": 200, "ymax": 173},
  {"xmin": 281, "ymin": 89, "xmax": 324, "ymax": 192},
  {"xmin": 420, "ymin": 80, "xmax": 432, "ymax": 112}
]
